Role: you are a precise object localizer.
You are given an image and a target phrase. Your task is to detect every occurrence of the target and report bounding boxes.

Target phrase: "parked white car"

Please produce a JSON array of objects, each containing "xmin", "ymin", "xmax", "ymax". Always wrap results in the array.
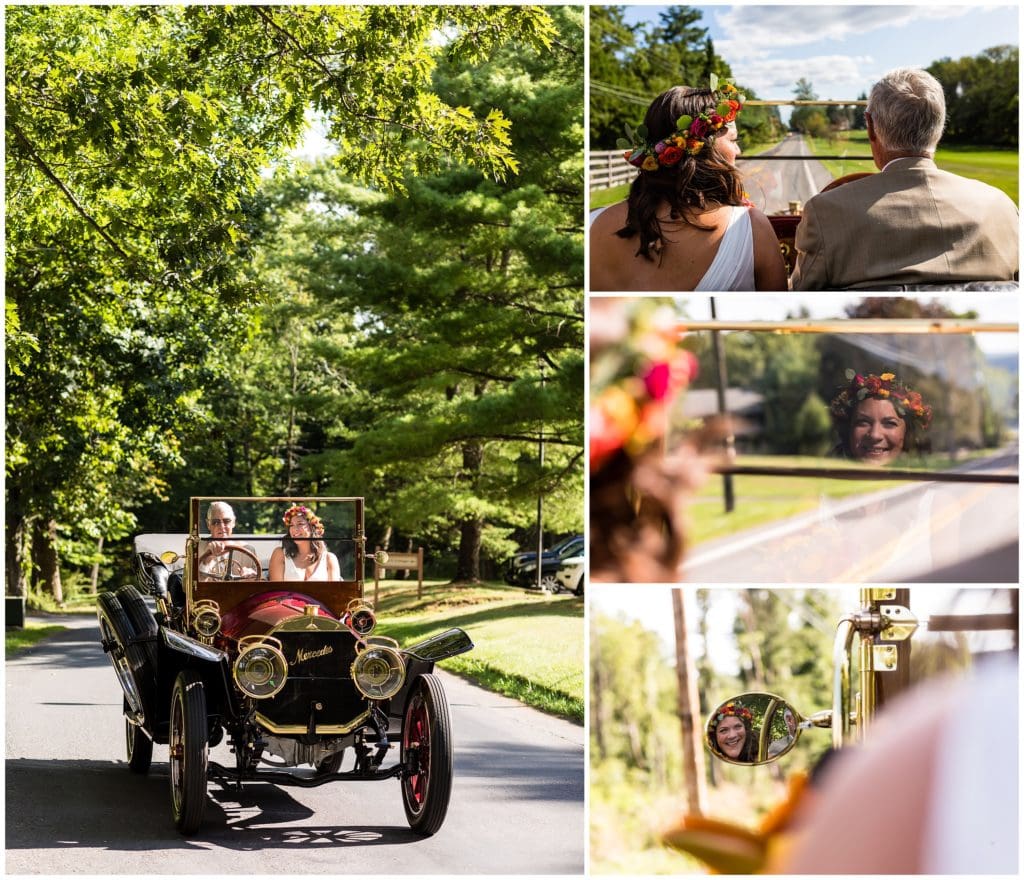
[{"xmin": 555, "ymin": 555, "xmax": 584, "ymax": 596}]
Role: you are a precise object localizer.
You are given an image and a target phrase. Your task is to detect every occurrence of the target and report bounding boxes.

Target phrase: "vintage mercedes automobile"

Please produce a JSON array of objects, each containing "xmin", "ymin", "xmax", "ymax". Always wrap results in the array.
[{"xmin": 97, "ymin": 496, "xmax": 473, "ymax": 836}]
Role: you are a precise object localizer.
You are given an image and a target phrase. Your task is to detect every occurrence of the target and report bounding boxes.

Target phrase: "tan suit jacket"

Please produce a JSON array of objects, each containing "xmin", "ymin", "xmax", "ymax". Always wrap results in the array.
[{"xmin": 792, "ymin": 157, "xmax": 1018, "ymax": 290}]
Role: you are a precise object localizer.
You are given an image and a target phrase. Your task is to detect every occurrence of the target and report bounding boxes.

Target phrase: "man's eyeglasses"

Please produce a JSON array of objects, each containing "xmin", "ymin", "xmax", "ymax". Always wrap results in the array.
[{"xmin": 209, "ymin": 518, "xmax": 234, "ymax": 526}]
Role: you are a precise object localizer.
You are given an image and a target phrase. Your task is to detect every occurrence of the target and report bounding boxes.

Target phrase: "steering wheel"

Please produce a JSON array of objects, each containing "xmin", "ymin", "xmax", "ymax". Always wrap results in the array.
[{"xmin": 198, "ymin": 546, "xmax": 263, "ymax": 581}]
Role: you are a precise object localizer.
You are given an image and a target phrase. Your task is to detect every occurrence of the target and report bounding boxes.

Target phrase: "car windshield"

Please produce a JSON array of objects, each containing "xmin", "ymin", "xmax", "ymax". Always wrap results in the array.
[
  {"xmin": 591, "ymin": 295, "xmax": 1018, "ymax": 584},
  {"xmin": 190, "ymin": 497, "xmax": 362, "ymax": 581}
]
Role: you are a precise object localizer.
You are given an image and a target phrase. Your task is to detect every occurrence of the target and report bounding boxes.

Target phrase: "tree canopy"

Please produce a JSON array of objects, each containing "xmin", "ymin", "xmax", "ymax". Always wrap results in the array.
[
  {"xmin": 588, "ymin": 5, "xmax": 782, "ymax": 150},
  {"xmin": 5, "ymin": 5, "xmax": 581, "ymax": 597}
]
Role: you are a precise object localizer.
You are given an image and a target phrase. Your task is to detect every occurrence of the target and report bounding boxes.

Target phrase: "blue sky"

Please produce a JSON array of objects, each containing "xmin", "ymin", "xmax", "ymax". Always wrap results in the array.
[{"xmin": 619, "ymin": 5, "xmax": 1019, "ymax": 104}]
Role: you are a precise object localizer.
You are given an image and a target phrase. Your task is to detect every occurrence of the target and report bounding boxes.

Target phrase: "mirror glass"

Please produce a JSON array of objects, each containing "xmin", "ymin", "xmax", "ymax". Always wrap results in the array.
[{"xmin": 705, "ymin": 691, "xmax": 803, "ymax": 765}]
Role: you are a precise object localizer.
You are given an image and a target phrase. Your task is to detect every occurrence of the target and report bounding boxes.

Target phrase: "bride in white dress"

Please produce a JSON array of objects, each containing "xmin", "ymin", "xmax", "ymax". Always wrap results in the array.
[
  {"xmin": 269, "ymin": 505, "xmax": 340, "ymax": 581},
  {"xmin": 590, "ymin": 83, "xmax": 787, "ymax": 292}
]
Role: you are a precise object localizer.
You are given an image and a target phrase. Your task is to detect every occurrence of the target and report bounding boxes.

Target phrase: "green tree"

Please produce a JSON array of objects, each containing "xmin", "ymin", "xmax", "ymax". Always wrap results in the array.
[
  {"xmin": 5, "ymin": 5, "xmax": 562, "ymax": 596},
  {"xmin": 793, "ymin": 392, "xmax": 832, "ymax": 456},
  {"xmin": 789, "ymin": 77, "xmax": 818, "ymax": 134},
  {"xmin": 589, "ymin": 6, "xmax": 646, "ymax": 148},
  {"xmin": 245, "ymin": 8, "xmax": 584, "ymax": 582},
  {"xmin": 929, "ymin": 45, "xmax": 1018, "ymax": 147}
]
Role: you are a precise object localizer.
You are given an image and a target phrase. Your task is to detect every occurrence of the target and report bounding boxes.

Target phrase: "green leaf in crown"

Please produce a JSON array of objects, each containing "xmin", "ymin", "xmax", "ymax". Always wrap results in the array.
[
  {"xmin": 675, "ymin": 114, "xmax": 693, "ymax": 132},
  {"xmin": 709, "ymin": 72, "xmax": 719, "ymax": 91}
]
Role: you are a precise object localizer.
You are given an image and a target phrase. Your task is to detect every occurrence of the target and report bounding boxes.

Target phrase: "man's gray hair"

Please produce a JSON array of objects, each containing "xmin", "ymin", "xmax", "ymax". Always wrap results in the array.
[
  {"xmin": 867, "ymin": 68, "xmax": 946, "ymax": 154},
  {"xmin": 207, "ymin": 501, "xmax": 235, "ymax": 524}
]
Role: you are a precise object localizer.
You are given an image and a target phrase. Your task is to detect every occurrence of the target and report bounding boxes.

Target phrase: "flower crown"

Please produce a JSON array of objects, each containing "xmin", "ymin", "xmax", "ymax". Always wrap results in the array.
[
  {"xmin": 710, "ymin": 701, "xmax": 754, "ymax": 729},
  {"xmin": 590, "ymin": 301, "xmax": 698, "ymax": 470},
  {"xmin": 618, "ymin": 75, "xmax": 745, "ymax": 171},
  {"xmin": 831, "ymin": 369, "xmax": 933, "ymax": 430},
  {"xmin": 283, "ymin": 504, "xmax": 324, "ymax": 537}
]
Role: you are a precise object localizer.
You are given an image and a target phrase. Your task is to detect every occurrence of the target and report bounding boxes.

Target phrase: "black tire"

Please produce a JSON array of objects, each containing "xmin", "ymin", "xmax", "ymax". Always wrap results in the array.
[
  {"xmin": 400, "ymin": 673, "xmax": 453, "ymax": 836},
  {"xmin": 169, "ymin": 670, "xmax": 209, "ymax": 835},
  {"xmin": 126, "ymin": 717, "xmax": 153, "ymax": 774},
  {"xmin": 97, "ymin": 592, "xmax": 149, "ymax": 721}
]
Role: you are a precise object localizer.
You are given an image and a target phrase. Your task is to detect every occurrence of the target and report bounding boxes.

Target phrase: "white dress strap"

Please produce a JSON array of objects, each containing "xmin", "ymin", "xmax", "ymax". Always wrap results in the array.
[{"xmin": 695, "ymin": 206, "xmax": 755, "ymax": 291}]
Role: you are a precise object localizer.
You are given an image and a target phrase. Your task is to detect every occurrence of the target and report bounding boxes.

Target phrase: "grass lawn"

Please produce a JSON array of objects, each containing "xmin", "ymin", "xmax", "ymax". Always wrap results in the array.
[
  {"xmin": 690, "ymin": 467, "xmax": 901, "ymax": 545},
  {"xmin": 353, "ymin": 579, "xmax": 584, "ymax": 723},
  {"xmin": 688, "ymin": 451, "xmax": 995, "ymax": 545},
  {"xmin": 590, "ymin": 182, "xmax": 629, "ymax": 210},
  {"xmin": 804, "ymin": 131, "xmax": 1019, "ymax": 203},
  {"xmin": 5, "ymin": 622, "xmax": 67, "ymax": 656}
]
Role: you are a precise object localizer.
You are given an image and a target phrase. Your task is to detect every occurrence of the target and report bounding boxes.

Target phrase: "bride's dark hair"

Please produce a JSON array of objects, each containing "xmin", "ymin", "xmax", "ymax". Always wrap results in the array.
[{"xmin": 616, "ymin": 86, "xmax": 746, "ymax": 261}]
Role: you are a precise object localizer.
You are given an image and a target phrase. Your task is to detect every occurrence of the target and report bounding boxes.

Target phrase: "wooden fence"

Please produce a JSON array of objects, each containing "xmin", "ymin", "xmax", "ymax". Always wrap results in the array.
[{"xmin": 589, "ymin": 149, "xmax": 637, "ymax": 193}]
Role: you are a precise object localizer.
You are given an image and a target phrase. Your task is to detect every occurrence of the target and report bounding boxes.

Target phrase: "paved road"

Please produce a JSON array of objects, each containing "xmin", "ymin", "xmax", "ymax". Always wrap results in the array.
[
  {"xmin": 740, "ymin": 134, "xmax": 836, "ymax": 214},
  {"xmin": 6, "ymin": 616, "xmax": 584, "ymax": 874},
  {"xmin": 683, "ymin": 450, "xmax": 1018, "ymax": 583}
]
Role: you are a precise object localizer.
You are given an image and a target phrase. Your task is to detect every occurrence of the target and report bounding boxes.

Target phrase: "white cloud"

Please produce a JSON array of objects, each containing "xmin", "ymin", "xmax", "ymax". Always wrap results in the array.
[
  {"xmin": 713, "ymin": 5, "xmax": 974, "ymax": 51},
  {"xmin": 726, "ymin": 53, "xmax": 878, "ymax": 99}
]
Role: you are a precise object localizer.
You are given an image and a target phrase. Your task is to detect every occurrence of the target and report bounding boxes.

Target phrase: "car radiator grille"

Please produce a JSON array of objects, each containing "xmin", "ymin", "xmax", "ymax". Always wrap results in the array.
[{"xmin": 255, "ymin": 628, "xmax": 369, "ymax": 734}]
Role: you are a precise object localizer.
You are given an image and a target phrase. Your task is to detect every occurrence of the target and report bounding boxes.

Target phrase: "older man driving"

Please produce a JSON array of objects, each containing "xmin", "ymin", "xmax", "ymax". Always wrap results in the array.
[{"xmin": 199, "ymin": 501, "xmax": 259, "ymax": 579}]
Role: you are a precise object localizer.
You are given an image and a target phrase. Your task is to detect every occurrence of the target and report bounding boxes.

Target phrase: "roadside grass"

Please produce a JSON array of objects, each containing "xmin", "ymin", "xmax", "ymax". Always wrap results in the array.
[
  {"xmin": 5, "ymin": 623, "xmax": 67, "ymax": 656},
  {"xmin": 369, "ymin": 579, "xmax": 584, "ymax": 723},
  {"xmin": 804, "ymin": 131, "xmax": 1019, "ymax": 203},
  {"xmin": 804, "ymin": 131, "xmax": 874, "ymax": 179},
  {"xmin": 589, "ymin": 182, "xmax": 629, "ymax": 210},
  {"xmin": 689, "ymin": 451, "xmax": 995, "ymax": 545}
]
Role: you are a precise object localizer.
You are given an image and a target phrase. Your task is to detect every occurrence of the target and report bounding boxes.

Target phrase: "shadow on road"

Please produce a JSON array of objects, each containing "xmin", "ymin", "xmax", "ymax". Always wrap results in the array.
[
  {"xmin": 5, "ymin": 758, "xmax": 430, "ymax": 852},
  {"xmin": 9, "ymin": 619, "xmax": 109, "ymax": 671},
  {"xmin": 454, "ymin": 737, "xmax": 584, "ymax": 805}
]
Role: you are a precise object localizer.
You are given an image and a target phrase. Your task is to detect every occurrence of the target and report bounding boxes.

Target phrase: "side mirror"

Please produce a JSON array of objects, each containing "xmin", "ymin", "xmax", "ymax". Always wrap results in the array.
[
  {"xmin": 705, "ymin": 692, "xmax": 805, "ymax": 765},
  {"xmin": 160, "ymin": 550, "xmax": 181, "ymax": 567},
  {"xmin": 373, "ymin": 550, "xmax": 390, "ymax": 565}
]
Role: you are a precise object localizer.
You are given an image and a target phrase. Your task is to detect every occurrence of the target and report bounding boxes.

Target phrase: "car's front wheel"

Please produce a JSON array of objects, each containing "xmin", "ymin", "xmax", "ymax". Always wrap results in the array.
[
  {"xmin": 400, "ymin": 673, "xmax": 453, "ymax": 836},
  {"xmin": 540, "ymin": 573, "xmax": 560, "ymax": 593},
  {"xmin": 169, "ymin": 670, "xmax": 209, "ymax": 835}
]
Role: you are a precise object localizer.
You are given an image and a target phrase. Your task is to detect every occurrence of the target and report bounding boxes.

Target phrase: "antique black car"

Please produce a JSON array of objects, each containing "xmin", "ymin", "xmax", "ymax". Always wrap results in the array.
[{"xmin": 97, "ymin": 496, "xmax": 473, "ymax": 835}]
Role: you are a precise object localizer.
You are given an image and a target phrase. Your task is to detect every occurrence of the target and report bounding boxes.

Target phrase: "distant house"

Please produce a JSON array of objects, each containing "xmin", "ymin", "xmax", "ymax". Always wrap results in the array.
[{"xmin": 681, "ymin": 388, "xmax": 766, "ymax": 450}]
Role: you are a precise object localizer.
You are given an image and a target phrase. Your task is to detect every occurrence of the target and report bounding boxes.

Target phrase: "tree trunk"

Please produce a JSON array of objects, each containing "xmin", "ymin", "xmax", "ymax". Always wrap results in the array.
[
  {"xmin": 673, "ymin": 589, "xmax": 708, "ymax": 816},
  {"xmin": 5, "ymin": 513, "xmax": 29, "ymax": 597},
  {"xmin": 283, "ymin": 342, "xmax": 300, "ymax": 494},
  {"xmin": 32, "ymin": 518, "xmax": 63, "ymax": 604},
  {"xmin": 455, "ymin": 518, "xmax": 482, "ymax": 582},
  {"xmin": 454, "ymin": 440, "xmax": 483, "ymax": 582},
  {"xmin": 89, "ymin": 535, "xmax": 103, "ymax": 594}
]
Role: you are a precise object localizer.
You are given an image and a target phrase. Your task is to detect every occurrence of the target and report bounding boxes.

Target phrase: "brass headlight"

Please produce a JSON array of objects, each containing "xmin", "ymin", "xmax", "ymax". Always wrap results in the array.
[
  {"xmin": 234, "ymin": 636, "xmax": 288, "ymax": 699},
  {"xmin": 192, "ymin": 600, "xmax": 222, "ymax": 639},
  {"xmin": 346, "ymin": 599, "xmax": 376, "ymax": 636},
  {"xmin": 351, "ymin": 637, "xmax": 405, "ymax": 700}
]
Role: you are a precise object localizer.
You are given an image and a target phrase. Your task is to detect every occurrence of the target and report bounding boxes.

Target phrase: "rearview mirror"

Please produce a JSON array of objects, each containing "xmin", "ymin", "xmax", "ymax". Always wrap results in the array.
[{"xmin": 705, "ymin": 692, "xmax": 804, "ymax": 765}]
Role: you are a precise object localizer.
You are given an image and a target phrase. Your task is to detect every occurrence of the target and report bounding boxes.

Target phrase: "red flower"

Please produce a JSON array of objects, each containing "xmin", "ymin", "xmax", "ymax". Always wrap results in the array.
[
  {"xmin": 688, "ymin": 117, "xmax": 708, "ymax": 139},
  {"xmin": 660, "ymin": 145, "xmax": 684, "ymax": 166},
  {"xmin": 864, "ymin": 375, "xmax": 882, "ymax": 393},
  {"xmin": 643, "ymin": 362, "xmax": 672, "ymax": 400}
]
